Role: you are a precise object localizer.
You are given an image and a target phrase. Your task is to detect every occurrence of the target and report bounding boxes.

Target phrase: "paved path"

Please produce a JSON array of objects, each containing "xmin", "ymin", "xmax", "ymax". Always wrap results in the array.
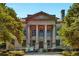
[{"xmin": 24, "ymin": 52, "xmax": 63, "ymax": 56}]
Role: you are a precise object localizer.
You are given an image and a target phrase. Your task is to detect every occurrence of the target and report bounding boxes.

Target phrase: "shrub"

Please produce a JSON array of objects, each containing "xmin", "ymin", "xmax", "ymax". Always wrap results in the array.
[
  {"xmin": 0, "ymin": 52, "xmax": 9, "ymax": 56},
  {"xmin": 62, "ymin": 51, "xmax": 79, "ymax": 56},
  {"xmin": 71, "ymin": 51, "xmax": 79, "ymax": 56},
  {"xmin": 9, "ymin": 51, "xmax": 25, "ymax": 56},
  {"xmin": 62, "ymin": 51, "xmax": 71, "ymax": 56},
  {"xmin": 0, "ymin": 50, "xmax": 25, "ymax": 56}
]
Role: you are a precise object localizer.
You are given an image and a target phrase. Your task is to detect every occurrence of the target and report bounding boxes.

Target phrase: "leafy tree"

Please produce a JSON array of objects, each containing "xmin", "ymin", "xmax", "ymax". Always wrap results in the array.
[
  {"xmin": 59, "ymin": 3, "xmax": 79, "ymax": 49},
  {"xmin": 0, "ymin": 3, "xmax": 24, "ymax": 49}
]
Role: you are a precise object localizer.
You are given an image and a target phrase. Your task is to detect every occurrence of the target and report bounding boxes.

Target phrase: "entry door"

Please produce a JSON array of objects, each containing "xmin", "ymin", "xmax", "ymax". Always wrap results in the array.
[{"xmin": 39, "ymin": 41, "xmax": 43, "ymax": 48}]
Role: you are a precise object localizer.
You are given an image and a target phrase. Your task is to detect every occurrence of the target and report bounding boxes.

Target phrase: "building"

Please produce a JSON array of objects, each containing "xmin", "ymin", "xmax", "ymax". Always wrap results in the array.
[{"xmin": 23, "ymin": 10, "xmax": 64, "ymax": 51}]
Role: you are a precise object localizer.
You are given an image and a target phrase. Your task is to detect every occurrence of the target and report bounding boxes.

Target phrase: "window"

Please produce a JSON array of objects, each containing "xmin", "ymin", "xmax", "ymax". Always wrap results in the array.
[
  {"xmin": 47, "ymin": 40, "xmax": 51, "ymax": 48},
  {"xmin": 56, "ymin": 27, "xmax": 61, "ymax": 35},
  {"xmin": 39, "ymin": 30, "xmax": 44, "ymax": 36},
  {"xmin": 47, "ymin": 30, "xmax": 52, "ymax": 36},
  {"xmin": 32, "ymin": 30, "xmax": 36, "ymax": 36},
  {"xmin": 56, "ymin": 40, "xmax": 60, "ymax": 46},
  {"xmin": 30, "ymin": 40, "xmax": 35, "ymax": 47}
]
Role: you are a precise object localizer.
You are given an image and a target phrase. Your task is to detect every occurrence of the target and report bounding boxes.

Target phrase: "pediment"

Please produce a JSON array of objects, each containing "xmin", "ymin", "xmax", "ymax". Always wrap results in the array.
[
  {"xmin": 26, "ymin": 11, "xmax": 58, "ymax": 21},
  {"xmin": 33, "ymin": 14, "xmax": 51, "ymax": 19}
]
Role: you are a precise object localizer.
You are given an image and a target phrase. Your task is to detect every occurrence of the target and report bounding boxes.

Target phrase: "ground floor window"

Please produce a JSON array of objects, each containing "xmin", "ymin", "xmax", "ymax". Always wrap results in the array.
[
  {"xmin": 39, "ymin": 41, "xmax": 43, "ymax": 48},
  {"xmin": 30, "ymin": 40, "xmax": 35, "ymax": 48},
  {"xmin": 47, "ymin": 40, "xmax": 51, "ymax": 48},
  {"xmin": 56, "ymin": 40, "xmax": 60, "ymax": 46}
]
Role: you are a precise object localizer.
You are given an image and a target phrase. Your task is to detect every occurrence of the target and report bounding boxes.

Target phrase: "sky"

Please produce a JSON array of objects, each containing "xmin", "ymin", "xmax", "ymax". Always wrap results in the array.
[{"xmin": 6, "ymin": 3, "xmax": 72, "ymax": 18}]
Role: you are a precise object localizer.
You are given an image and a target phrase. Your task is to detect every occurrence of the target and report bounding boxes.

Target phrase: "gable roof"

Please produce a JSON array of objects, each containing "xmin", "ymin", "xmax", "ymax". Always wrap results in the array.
[{"xmin": 25, "ymin": 11, "xmax": 59, "ymax": 22}]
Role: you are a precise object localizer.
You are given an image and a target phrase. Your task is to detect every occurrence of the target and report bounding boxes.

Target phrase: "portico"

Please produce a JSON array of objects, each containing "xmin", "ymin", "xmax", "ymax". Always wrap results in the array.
[
  {"xmin": 26, "ymin": 23, "xmax": 56, "ymax": 50},
  {"xmin": 25, "ymin": 11, "xmax": 58, "ymax": 51}
]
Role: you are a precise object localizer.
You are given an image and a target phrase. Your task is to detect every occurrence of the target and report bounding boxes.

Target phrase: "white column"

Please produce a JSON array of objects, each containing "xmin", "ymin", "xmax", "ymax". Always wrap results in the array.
[
  {"xmin": 27, "ymin": 25, "xmax": 30, "ymax": 48},
  {"xmin": 44, "ymin": 25, "xmax": 47, "ymax": 49},
  {"xmin": 35, "ymin": 25, "xmax": 39, "ymax": 50},
  {"xmin": 52, "ymin": 24, "xmax": 56, "ymax": 48}
]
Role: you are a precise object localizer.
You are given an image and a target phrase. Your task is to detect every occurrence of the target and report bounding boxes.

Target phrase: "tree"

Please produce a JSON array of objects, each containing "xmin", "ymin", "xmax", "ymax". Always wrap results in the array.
[
  {"xmin": 0, "ymin": 3, "xmax": 24, "ymax": 49},
  {"xmin": 59, "ymin": 3, "xmax": 79, "ymax": 49}
]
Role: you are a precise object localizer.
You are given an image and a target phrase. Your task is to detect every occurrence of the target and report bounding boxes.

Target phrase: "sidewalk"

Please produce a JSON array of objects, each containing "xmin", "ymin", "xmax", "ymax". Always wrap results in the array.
[{"xmin": 24, "ymin": 52, "xmax": 63, "ymax": 56}]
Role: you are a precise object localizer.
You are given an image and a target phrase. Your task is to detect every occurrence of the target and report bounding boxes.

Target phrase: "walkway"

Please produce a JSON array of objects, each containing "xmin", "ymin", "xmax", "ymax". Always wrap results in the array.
[{"xmin": 24, "ymin": 52, "xmax": 63, "ymax": 56}]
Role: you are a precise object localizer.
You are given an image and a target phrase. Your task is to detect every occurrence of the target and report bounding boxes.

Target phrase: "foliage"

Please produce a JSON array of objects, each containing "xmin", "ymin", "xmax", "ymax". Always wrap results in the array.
[
  {"xmin": 62, "ymin": 51, "xmax": 79, "ymax": 56},
  {"xmin": 71, "ymin": 51, "xmax": 79, "ymax": 56},
  {"xmin": 59, "ymin": 3, "xmax": 79, "ymax": 49},
  {"xmin": 0, "ymin": 50, "xmax": 25, "ymax": 56},
  {"xmin": 9, "ymin": 50, "xmax": 25, "ymax": 56},
  {"xmin": 0, "ymin": 3, "xmax": 24, "ymax": 49},
  {"xmin": 62, "ymin": 51, "xmax": 71, "ymax": 56}
]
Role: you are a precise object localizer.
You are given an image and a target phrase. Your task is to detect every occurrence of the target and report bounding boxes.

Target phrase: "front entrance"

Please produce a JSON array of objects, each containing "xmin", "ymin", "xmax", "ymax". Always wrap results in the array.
[{"xmin": 39, "ymin": 41, "xmax": 43, "ymax": 49}]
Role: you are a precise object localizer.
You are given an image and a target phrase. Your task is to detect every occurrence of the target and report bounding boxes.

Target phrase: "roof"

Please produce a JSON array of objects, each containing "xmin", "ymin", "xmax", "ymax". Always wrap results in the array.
[{"xmin": 24, "ymin": 11, "xmax": 59, "ymax": 22}]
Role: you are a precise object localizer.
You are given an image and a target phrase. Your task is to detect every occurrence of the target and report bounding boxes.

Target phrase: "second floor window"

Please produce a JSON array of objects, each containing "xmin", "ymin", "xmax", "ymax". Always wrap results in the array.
[
  {"xmin": 39, "ymin": 30, "xmax": 44, "ymax": 37},
  {"xmin": 47, "ymin": 30, "xmax": 52, "ymax": 36},
  {"xmin": 32, "ymin": 30, "xmax": 36, "ymax": 36}
]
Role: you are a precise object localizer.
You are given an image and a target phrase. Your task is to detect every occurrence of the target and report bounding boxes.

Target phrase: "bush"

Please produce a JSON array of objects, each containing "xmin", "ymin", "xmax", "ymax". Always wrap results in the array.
[
  {"xmin": 0, "ymin": 53, "xmax": 9, "ymax": 56},
  {"xmin": 0, "ymin": 51, "xmax": 9, "ymax": 56},
  {"xmin": 0, "ymin": 50, "xmax": 25, "ymax": 56},
  {"xmin": 71, "ymin": 51, "xmax": 79, "ymax": 56},
  {"xmin": 62, "ymin": 51, "xmax": 71, "ymax": 56},
  {"xmin": 9, "ymin": 51, "xmax": 25, "ymax": 56},
  {"xmin": 62, "ymin": 51, "xmax": 79, "ymax": 56}
]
